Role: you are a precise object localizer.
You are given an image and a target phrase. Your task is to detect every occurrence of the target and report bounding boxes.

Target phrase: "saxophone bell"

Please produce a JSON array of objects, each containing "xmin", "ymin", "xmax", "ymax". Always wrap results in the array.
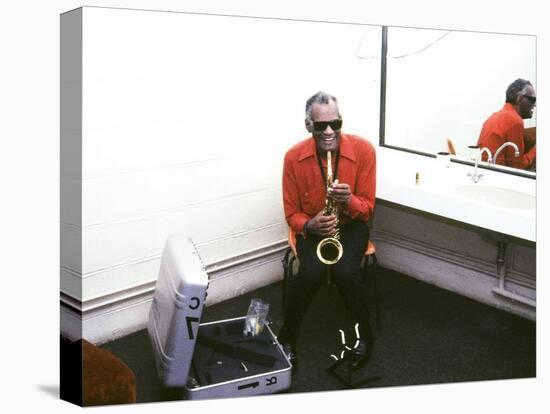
[{"xmin": 317, "ymin": 237, "xmax": 343, "ymax": 265}]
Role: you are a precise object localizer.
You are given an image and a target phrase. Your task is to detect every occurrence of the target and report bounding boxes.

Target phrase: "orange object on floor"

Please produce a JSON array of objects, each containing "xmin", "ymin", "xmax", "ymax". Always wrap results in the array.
[{"xmin": 82, "ymin": 339, "xmax": 136, "ymax": 406}]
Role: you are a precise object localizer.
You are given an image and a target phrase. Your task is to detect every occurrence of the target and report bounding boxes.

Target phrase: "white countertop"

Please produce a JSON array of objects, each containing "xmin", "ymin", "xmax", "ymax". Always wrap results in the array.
[{"xmin": 376, "ymin": 147, "xmax": 536, "ymax": 242}]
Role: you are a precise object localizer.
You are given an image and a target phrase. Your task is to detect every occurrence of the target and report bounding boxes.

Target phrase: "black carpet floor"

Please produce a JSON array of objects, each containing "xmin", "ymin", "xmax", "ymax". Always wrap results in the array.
[{"xmin": 102, "ymin": 267, "xmax": 536, "ymax": 404}]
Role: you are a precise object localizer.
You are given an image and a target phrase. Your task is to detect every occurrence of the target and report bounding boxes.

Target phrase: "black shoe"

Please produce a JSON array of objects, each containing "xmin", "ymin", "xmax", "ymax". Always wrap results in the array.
[
  {"xmin": 350, "ymin": 338, "xmax": 374, "ymax": 370},
  {"xmin": 281, "ymin": 342, "xmax": 297, "ymax": 369}
]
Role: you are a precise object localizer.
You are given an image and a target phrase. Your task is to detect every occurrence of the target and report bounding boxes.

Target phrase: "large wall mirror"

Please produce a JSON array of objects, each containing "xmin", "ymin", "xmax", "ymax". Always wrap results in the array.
[{"xmin": 381, "ymin": 26, "xmax": 536, "ymax": 177}]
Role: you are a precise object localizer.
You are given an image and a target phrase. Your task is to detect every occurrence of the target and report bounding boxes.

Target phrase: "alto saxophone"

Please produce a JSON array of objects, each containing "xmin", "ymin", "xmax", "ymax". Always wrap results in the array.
[{"xmin": 316, "ymin": 151, "xmax": 343, "ymax": 265}]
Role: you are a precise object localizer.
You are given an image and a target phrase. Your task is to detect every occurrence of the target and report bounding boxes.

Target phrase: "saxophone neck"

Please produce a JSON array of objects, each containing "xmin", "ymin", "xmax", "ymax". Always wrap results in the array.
[
  {"xmin": 327, "ymin": 151, "xmax": 333, "ymax": 183},
  {"xmin": 325, "ymin": 151, "xmax": 336, "ymax": 190}
]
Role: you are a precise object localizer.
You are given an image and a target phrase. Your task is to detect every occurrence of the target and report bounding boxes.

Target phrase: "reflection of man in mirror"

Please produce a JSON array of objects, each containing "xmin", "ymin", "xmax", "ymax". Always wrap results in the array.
[{"xmin": 477, "ymin": 78, "xmax": 536, "ymax": 170}]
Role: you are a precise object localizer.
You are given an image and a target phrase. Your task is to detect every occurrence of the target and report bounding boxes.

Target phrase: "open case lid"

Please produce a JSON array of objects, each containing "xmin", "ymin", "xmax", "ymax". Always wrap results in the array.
[{"xmin": 147, "ymin": 235, "xmax": 208, "ymax": 387}]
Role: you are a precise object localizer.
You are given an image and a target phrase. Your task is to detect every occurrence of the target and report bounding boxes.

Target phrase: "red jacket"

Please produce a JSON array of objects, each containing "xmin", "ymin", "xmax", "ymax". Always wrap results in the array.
[
  {"xmin": 477, "ymin": 103, "xmax": 536, "ymax": 169},
  {"xmin": 282, "ymin": 133, "xmax": 376, "ymax": 234}
]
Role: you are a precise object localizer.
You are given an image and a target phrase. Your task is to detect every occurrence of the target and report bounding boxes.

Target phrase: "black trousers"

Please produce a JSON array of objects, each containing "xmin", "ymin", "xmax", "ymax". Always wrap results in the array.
[{"xmin": 279, "ymin": 220, "xmax": 372, "ymax": 347}]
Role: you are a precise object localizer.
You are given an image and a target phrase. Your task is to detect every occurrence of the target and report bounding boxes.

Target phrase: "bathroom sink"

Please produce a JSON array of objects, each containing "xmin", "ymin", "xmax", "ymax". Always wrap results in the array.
[{"xmin": 455, "ymin": 185, "xmax": 536, "ymax": 210}]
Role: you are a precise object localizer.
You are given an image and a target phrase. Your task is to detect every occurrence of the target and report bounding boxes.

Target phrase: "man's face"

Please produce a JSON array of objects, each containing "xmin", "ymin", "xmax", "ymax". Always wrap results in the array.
[
  {"xmin": 517, "ymin": 84, "xmax": 536, "ymax": 119},
  {"xmin": 307, "ymin": 101, "xmax": 342, "ymax": 154}
]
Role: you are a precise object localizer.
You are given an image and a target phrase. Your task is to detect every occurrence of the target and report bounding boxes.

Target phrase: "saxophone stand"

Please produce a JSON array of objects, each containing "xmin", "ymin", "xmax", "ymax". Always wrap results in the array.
[
  {"xmin": 325, "ymin": 353, "xmax": 381, "ymax": 389},
  {"xmin": 325, "ymin": 327, "xmax": 381, "ymax": 389}
]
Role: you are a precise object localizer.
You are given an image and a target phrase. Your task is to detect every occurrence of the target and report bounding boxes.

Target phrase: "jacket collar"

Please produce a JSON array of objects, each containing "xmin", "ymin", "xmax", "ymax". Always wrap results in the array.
[
  {"xmin": 297, "ymin": 134, "xmax": 357, "ymax": 162},
  {"xmin": 503, "ymin": 102, "xmax": 519, "ymax": 114}
]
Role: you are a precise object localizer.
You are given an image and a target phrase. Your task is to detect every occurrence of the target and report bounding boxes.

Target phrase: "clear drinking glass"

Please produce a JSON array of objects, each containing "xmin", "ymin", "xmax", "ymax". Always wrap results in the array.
[{"xmin": 243, "ymin": 298, "xmax": 270, "ymax": 336}]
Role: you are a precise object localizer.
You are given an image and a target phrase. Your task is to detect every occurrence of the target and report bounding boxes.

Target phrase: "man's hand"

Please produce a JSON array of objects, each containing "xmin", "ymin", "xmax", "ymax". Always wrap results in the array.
[
  {"xmin": 306, "ymin": 210, "xmax": 337, "ymax": 237},
  {"xmin": 329, "ymin": 181, "xmax": 351, "ymax": 205}
]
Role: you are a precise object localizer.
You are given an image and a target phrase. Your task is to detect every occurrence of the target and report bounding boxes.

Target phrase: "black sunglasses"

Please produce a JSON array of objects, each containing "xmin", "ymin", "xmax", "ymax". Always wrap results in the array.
[
  {"xmin": 312, "ymin": 119, "xmax": 343, "ymax": 132},
  {"xmin": 521, "ymin": 95, "xmax": 536, "ymax": 104}
]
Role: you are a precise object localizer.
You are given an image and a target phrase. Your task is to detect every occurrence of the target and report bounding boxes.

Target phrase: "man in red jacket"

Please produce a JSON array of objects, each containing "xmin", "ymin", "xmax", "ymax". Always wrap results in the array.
[
  {"xmin": 279, "ymin": 91, "xmax": 376, "ymax": 370},
  {"xmin": 477, "ymin": 79, "xmax": 536, "ymax": 169}
]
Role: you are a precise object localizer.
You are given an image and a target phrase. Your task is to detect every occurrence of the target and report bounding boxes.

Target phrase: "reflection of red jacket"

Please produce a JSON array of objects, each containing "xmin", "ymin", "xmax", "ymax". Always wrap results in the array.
[
  {"xmin": 282, "ymin": 134, "xmax": 376, "ymax": 234},
  {"xmin": 477, "ymin": 103, "xmax": 536, "ymax": 169}
]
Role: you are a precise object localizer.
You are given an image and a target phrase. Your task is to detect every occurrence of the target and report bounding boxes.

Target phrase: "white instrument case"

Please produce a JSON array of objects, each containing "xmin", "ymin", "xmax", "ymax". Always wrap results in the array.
[{"xmin": 147, "ymin": 236, "xmax": 292, "ymax": 400}]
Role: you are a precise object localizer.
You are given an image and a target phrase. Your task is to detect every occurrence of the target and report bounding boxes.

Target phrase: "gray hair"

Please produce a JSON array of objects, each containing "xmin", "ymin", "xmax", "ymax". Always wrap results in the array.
[
  {"xmin": 305, "ymin": 91, "xmax": 340, "ymax": 120},
  {"xmin": 506, "ymin": 79, "xmax": 533, "ymax": 104}
]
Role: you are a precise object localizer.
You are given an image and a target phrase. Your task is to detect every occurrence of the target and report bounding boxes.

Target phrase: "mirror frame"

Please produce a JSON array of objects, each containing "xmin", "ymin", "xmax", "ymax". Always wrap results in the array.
[{"xmin": 378, "ymin": 26, "xmax": 536, "ymax": 180}]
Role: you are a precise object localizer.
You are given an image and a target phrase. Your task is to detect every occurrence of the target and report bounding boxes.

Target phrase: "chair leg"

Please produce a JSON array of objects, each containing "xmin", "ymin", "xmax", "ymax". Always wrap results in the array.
[
  {"xmin": 364, "ymin": 254, "xmax": 381, "ymax": 331},
  {"xmin": 281, "ymin": 248, "xmax": 295, "ymax": 310},
  {"xmin": 371, "ymin": 254, "xmax": 381, "ymax": 330}
]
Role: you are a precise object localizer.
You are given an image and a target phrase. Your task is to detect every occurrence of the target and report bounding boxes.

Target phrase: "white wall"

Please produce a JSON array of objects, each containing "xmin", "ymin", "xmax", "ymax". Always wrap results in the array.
[{"xmin": 60, "ymin": 7, "xmax": 382, "ymax": 342}]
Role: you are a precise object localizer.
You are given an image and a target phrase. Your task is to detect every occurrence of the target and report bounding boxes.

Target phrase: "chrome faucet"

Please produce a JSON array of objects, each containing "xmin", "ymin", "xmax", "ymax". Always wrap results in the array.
[
  {"xmin": 471, "ymin": 147, "xmax": 493, "ymax": 183},
  {"xmin": 493, "ymin": 142, "xmax": 520, "ymax": 166}
]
